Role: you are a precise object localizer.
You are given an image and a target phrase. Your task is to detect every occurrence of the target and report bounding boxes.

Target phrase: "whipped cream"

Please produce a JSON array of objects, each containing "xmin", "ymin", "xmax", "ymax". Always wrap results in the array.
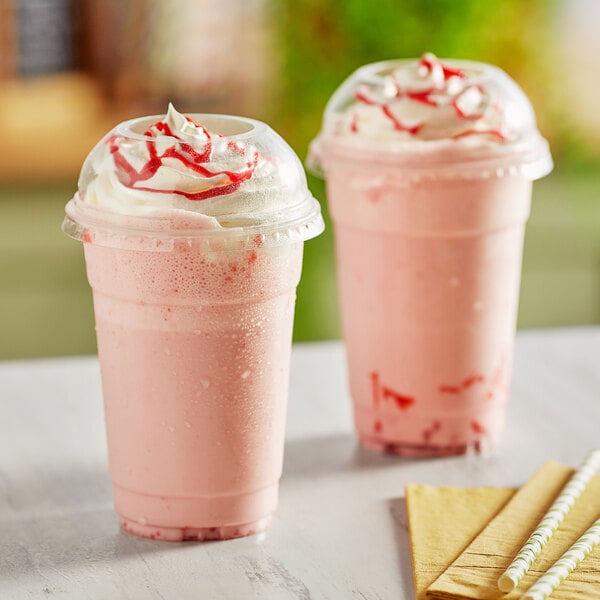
[
  {"xmin": 81, "ymin": 105, "xmax": 285, "ymax": 225},
  {"xmin": 330, "ymin": 53, "xmax": 536, "ymax": 145}
]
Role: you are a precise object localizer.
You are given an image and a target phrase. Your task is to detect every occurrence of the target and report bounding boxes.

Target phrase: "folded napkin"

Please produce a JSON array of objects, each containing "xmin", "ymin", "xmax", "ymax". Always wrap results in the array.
[
  {"xmin": 406, "ymin": 484, "xmax": 515, "ymax": 600},
  {"xmin": 425, "ymin": 461, "xmax": 600, "ymax": 599}
]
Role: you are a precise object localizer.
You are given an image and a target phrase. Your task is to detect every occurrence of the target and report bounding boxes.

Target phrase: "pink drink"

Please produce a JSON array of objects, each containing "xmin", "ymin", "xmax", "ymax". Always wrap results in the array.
[
  {"xmin": 327, "ymin": 158, "xmax": 531, "ymax": 454},
  {"xmin": 85, "ymin": 235, "xmax": 301, "ymax": 540},
  {"xmin": 310, "ymin": 54, "xmax": 552, "ymax": 456},
  {"xmin": 64, "ymin": 107, "xmax": 323, "ymax": 539}
]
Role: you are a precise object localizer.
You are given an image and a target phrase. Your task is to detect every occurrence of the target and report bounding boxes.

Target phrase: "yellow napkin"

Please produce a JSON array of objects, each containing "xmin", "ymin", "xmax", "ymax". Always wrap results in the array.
[
  {"xmin": 426, "ymin": 462, "xmax": 600, "ymax": 599},
  {"xmin": 406, "ymin": 484, "xmax": 515, "ymax": 600}
]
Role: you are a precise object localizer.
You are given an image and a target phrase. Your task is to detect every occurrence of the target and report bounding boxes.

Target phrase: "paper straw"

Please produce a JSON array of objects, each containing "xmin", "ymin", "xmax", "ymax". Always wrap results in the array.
[
  {"xmin": 497, "ymin": 449, "xmax": 600, "ymax": 593},
  {"xmin": 520, "ymin": 517, "xmax": 600, "ymax": 600}
]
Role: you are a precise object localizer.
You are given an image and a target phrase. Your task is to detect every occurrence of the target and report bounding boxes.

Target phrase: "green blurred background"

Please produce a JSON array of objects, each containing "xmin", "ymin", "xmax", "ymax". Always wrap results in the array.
[{"xmin": 1, "ymin": 0, "xmax": 599, "ymax": 359}]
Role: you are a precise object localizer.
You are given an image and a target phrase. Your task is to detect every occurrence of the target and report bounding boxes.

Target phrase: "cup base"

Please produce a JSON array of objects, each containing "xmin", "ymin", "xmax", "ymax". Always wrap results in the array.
[
  {"xmin": 119, "ymin": 515, "xmax": 272, "ymax": 541},
  {"xmin": 112, "ymin": 482, "xmax": 278, "ymax": 541},
  {"xmin": 359, "ymin": 435, "xmax": 492, "ymax": 457}
]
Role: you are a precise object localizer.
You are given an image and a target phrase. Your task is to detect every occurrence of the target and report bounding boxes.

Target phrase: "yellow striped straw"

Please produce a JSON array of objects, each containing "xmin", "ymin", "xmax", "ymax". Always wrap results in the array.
[
  {"xmin": 497, "ymin": 449, "xmax": 600, "ymax": 593},
  {"xmin": 521, "ymin": 517, "xmax": 600, "ymax": 600}
]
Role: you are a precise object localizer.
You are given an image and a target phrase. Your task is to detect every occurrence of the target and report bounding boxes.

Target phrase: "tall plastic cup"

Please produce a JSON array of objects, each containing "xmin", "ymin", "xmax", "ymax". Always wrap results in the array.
[
  {"xmin": 309, "ymin": 55, "xmax": 552, "ymax": 456},
  {"xmin": 63, "ymin": 109, "xmax": 323, "ymax": 540}
]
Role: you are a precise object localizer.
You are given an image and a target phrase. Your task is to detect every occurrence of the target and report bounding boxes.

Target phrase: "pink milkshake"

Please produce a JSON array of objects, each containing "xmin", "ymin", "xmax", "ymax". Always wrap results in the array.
[
  {"xmin": 63, "ymin": 105, "xmax": 323, "ymax": 540},
  {"xmin": 309, "ymin": 54, "xmax": 552, "ymax": 456}
]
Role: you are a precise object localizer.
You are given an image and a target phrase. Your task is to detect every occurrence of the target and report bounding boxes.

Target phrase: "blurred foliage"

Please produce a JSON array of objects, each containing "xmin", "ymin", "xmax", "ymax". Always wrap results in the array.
[{"xmin": 2, "ymin": 1, "xmax": 599, "ymax": 357}]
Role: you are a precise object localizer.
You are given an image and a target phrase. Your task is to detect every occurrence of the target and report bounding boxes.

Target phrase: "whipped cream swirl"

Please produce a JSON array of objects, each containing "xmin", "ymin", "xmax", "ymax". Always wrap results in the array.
[
  {"xmin": 111, "ymin": 104, "xmax": 260, "ymax": 201},
  {"xmin": 336, "ymin": 53, "xmax": 523, "ymax": 143},
  {"xmin": 81, "ymin": 104, "xmax": 277, "ymax": 222}
]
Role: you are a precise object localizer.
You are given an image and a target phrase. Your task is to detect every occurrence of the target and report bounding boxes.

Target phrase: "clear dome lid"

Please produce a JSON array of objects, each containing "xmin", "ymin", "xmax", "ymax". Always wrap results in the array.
[
  {"xmin": 64, "ymin": 106, "xmax": 324, "ymax": 248},
  {"xmin": 308, "ymin": 54, "xmax": 553, "ymax": 180}
]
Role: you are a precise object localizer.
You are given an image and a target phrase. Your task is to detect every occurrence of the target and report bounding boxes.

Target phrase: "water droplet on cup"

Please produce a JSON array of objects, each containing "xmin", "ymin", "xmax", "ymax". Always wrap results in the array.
[
  {"xmin": 138, "ymin": 517, "xmax": 147, "ymax": 525},
  {"xmin": 241, "ymin": 370, "xmax": 251, "ymax": 379},
  {"xmin": 200, "ymin": 379, "xmax": 210, "ymax": 389},
  {"xmin": 184, "ymin": 421, "xmax": 191, "ymax": 429},
  {"xmin": 168, "ymin": 426, "xmax": 175, "ymax": 433}
]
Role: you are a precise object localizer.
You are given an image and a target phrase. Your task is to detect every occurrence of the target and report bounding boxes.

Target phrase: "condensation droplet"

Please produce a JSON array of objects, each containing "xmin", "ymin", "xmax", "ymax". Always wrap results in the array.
[
  {"xmin": 200, "ymin": 379, "xmax": 210, "ymax": 389},
  {"xmin": 184, "ymin": 421, "xmax": 191, "ymax": 429},
  {"xmin": 473, "ymin": 301, "xmax": 483, "ymax": 311},
  {"xmin": 241, "ymin": 370, "xmax": 251, "ymax": 379},
  {"xmin": 168, "ymin": 426, "xmax": 175, "ymax": 433},
  {"xmin": 165, "ymin": 347, "xmax": 171, "ymax": 356},
  {"xmin": 449, "ymin": 277, "xmax": 460, "ymax": 287},
  {"xmin": 138, "ymin": 517, "xmax": 147, "ymax": 525}
]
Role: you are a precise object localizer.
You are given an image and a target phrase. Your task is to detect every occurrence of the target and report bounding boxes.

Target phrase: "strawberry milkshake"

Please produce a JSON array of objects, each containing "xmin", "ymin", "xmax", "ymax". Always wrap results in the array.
[
  {"xmin": 63, "ymin": 105, "xmax": 323, "ymax": 540},
  {"xmin": 309, "ymin": 54, "xmax": 552, "ymax": 456}
]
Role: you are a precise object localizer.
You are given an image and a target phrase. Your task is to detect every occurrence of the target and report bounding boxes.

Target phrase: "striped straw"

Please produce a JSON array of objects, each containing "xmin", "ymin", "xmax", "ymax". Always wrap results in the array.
[
  {"xmin": 521, "ymin": 517, "xmax": 600, "ymax": 600},
  {"xmin": 497, "ymin": 449, "xmax": 600, "ymax": 593}
]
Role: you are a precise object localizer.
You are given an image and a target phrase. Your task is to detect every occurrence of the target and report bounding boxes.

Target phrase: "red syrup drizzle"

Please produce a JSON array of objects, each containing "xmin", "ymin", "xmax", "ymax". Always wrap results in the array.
[
  {"xmin": 355, "ymin": 88, "xmax": 423, "ymax": 135},
  {"xmin": 486, "ymin": 355, "xmax": 508, "ymax": 400},
  {"xmin": 452, "ymin": 129, "xmax": 507, "ymax": 141},
  {"xmin": 371, "ymin": 371, "xmax": 381, "ymax": 410},
  {"xmin": 108, "ymin": 116, "xmax": 259, "ymax": 201},
  {"xmin": 381, "ymin": 105, "xmax": 423, "ymax": 135},
  {"xmin": 419, "ymin": 53, "xmax": 467, "ymax": 81},
  {"xmin": 451, "ymin": 85, "xmax": 487, "ymax": 120},
  {"xmin": 470, "ymin": 420, "xmax": 486, "ymax": 435},
  {"xmin": 439, "ymin": 373, "xmax": 485, "ymax": 395},
  {"xmin": 352, "ymin": 53, "xmax": 508, "ymax": 141},
  {"xmin": 370, "ymin": 370, "xmax": 415, "ymax": 412},
  {"xmin": 404, "ymin": 90, "xmax": 438, "ymax": 107}
]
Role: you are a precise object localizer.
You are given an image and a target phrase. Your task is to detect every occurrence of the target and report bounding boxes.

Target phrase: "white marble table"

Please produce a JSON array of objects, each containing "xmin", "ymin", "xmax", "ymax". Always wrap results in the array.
[{"xmin": 1, "ymin": 328, "xmax": 599, "ymax": 599}]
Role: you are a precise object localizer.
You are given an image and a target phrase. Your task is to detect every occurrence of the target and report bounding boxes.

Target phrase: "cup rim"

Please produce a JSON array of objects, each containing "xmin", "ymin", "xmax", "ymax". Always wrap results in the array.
[
  {"xmin": 114, "ymin": 113, "xmax": 268, "ymax": 144},
  {"xmin": 62, "ymin": 194, "xmax": 325, "ymax": 249},
  {"xmin": 352, "ymin": 57, "xmax": 497, "ymax": 85}
]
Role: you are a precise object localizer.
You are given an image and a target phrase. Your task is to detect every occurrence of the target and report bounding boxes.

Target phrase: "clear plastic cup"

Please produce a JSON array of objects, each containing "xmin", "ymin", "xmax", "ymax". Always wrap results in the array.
[
  {"xmin": 309, "ymin": 56, "xmax": 552, "ymax": 456},
  {"xmin": 63, "ymin": 113, "xmax": 323, "ymax": 540}
]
